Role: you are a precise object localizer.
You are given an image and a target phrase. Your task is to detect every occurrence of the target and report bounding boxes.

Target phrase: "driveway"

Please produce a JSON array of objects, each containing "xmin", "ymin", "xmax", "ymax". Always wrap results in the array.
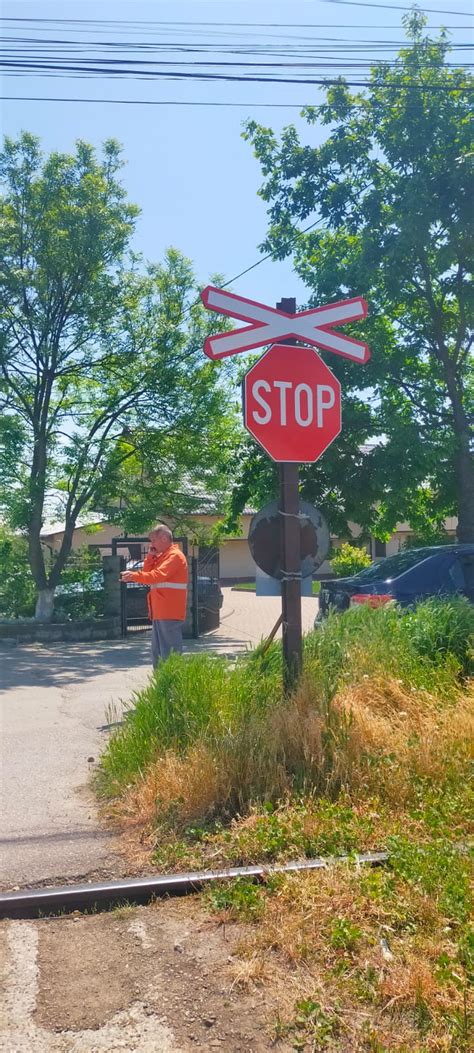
[{"xmin": 0, "ymin": 589, "xmax": 317, "ymax": 888}]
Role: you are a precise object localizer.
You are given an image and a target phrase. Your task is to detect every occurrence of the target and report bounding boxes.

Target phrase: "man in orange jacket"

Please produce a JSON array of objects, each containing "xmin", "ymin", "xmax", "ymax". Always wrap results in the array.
[{"xmin": 121, "ymin": 525, "xmax": 188, "ymax": 667}]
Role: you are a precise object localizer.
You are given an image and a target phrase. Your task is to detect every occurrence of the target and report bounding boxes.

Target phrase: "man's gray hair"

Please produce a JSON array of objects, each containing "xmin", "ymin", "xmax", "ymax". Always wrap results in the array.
[{"xmin": 150, "ymin": 524, "xmax": 173, "ymax": 542}]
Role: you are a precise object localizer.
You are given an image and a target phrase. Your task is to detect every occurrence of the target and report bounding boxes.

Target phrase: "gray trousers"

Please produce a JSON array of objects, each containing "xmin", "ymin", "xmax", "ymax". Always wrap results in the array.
[{"xmin": 151, "ymin": 619, "xmax": 184, "ymax": 667}]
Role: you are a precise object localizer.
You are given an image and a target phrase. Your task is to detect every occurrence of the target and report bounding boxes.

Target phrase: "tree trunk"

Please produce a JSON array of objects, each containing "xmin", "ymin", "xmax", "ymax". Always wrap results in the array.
[
  {"xmin": 444, "ymin": 364, "xmax": 474, "ymax": 543},
  {"xmin": 419, "ymin": 261, "xmax": 474, "ymax": 542},
  {"xmin": 35, "ymin": 588, "xmax": 55, "ymax": 622},
  {"xmin": 28, "ymin": 431, "xmax": 50, "ymax": 617},
  {"xmin": 455, "ymin": 442, "xmax": 474, "ymax": 543}
]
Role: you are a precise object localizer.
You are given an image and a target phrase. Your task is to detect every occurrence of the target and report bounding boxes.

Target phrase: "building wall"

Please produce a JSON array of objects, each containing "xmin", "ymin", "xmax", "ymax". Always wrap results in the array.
[
  {"xmin": 40, "ymin": 523, "xmax": 119, "ymax": 554},
  {"xmin": 220, "ymin": 538, "xmax": 256, "ymax": 580}
]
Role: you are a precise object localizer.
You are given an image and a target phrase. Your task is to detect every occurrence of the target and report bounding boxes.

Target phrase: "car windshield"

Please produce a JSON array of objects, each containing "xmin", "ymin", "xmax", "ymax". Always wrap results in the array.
[{"xmin": 350, "ymin": 548, "xmax": 436, "ymax": 583}]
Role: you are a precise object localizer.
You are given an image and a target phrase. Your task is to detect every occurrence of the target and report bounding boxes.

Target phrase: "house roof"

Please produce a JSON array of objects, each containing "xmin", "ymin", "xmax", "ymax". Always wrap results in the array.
[{"xmin": 40, "ymin": 514, "xmax": 106, "ymax": 537}]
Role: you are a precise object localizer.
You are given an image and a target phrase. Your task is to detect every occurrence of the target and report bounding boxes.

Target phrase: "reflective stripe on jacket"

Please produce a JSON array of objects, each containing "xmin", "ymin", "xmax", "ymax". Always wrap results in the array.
[{"xmin": 127, "ymin": 544, "xmax": 188, "ymax": 621}]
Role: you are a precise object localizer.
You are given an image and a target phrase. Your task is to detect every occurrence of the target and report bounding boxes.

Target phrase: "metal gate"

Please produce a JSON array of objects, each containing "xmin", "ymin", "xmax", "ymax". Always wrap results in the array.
[
  {"xmin": 196, "ymin": 545, "xmax": 221, "ymax": 634},
  {"xmin": 99, "ymin": 536, "xmax": 220, "ymax": 637},
  {"xmin": 109, "ymin": 536, "xmax": 189, "ymax": 635}
]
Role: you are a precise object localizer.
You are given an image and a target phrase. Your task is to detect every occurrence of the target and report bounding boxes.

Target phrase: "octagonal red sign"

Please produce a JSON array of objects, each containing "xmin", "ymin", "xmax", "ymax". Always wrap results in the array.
[{"xmin": 243, "ymin": 344, "xmax": 341, "ymax": 463}]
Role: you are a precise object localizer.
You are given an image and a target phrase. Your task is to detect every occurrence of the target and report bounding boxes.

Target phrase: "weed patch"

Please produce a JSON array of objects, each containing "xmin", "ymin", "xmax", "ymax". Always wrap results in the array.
[{"xmin": 98, "ymin": 598, "xmax": 473, "ymax": 1051}]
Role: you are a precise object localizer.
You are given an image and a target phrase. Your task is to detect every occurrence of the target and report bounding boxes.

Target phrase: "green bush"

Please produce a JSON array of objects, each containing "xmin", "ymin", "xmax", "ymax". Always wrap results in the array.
[
  {"xmin": 0, "ymin": 528, "xmax": 36, "ymax": 617},
  {"xmin": 305, "ymin": 597, "xmax": 473, "ymax": 697},
  {"xmin": 0, "ymin": 535, "xmax": 106, "ymax": 621},
  {"xmin": 330, "ymin": 542, "xmax": 372, "ymax": 578},
  {"xmin": 99, "ymin": 650, "xmax": 282, "ymax": 792}
]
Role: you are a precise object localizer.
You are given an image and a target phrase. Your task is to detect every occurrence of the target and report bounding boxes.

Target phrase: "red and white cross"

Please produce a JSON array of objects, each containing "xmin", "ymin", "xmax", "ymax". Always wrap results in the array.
[{"xmin": 201, "ymin": 286, "xmax": 370, "ymax": 364}]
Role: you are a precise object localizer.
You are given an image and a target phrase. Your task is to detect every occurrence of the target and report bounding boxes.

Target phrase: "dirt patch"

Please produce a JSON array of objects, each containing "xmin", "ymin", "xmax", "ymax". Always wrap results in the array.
[
  {"xmin": 35, "ymin": 911, "xmax": 141, "ymax": 1031},
  {"xmin": 34, "ymin": 898, "xmax": 290, "ymax": 1051}
]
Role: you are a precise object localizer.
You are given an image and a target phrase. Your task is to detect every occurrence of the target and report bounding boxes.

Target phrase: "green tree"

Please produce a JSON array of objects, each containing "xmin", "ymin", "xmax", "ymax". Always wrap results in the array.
[
  {"xmin": 242, "ymin": 12, "xmax": 473, "ymax": 542},
  {"xmin": 96, "ymin": 283, "xmax": 238, "ymax": 535},
  {"xmin": 0, "ymin": 134, "xmax": 236, "ymax": 618}
]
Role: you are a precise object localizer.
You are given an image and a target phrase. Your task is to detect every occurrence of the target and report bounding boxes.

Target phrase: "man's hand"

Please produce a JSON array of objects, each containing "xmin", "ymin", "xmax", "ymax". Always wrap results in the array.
[{"xmin": 120, "ymin": 571, "xmax": 136, "ymax": 582}]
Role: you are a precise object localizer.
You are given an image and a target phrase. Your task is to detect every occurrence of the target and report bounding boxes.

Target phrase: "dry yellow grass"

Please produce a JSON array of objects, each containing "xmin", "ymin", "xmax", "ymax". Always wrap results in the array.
[
  {"xmin": 328, "ymin": 676, "xmax": 474, "ymax": 804},
  {"xmin": 230, "ymin": 865, "xmax": 471, "ymax": 1052},
  {"xmin": 112, "ymin": 676, "xmax": 473, "ymax": 840},
  {"xmin": 118, "ymin": 743, "xmax": 227, "ymax": 830}
]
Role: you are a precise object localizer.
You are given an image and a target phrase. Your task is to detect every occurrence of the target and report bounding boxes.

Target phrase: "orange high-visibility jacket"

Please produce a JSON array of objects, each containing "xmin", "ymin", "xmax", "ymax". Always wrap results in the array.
[{"xmin": 127, "ymin": 544, "xmax": 188, "ymax": 621}]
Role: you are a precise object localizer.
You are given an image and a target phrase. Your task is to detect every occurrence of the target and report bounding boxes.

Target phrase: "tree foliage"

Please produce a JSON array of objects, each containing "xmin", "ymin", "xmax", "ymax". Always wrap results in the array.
[
  {"xmin": 241, "ymin": 12, "xmax": 473, "ymax": 541},
  {"xmin": 0, "ymin": 134, "xmax": 237, "ymax": 617}
]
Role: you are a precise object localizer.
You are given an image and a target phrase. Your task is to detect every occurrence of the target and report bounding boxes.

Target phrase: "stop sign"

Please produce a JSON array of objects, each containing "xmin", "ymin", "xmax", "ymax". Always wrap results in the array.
[{"xmin": 243, "ymin": 344, "xmax": 341, "ymax": 463}]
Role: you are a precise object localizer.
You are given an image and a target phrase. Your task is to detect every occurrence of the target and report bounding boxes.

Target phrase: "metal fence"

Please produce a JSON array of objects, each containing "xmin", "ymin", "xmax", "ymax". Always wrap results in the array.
[{"xmin": 195, "ymin": 545, "xmax": 221, "ymax": 633}]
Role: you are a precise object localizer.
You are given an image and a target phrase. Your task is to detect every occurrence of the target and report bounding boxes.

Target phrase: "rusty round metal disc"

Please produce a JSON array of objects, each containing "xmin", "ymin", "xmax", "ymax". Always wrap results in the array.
[{"xmin": 248, "ymin": 500, "xmax": 330, "ymax": 580}]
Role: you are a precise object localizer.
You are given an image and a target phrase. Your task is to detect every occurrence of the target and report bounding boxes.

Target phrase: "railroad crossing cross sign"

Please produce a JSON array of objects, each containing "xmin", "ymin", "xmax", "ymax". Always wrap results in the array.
[
  {"xmin": 201, "ymin": 285, "xmax": 370, "ymax": 364},
  {"xmin": 201, "ymin": 283, "xmax": 371, "ymax": 689},
  {"xmin": 243, "ymin": 343, "xmax": 341, "ymax": 463}
]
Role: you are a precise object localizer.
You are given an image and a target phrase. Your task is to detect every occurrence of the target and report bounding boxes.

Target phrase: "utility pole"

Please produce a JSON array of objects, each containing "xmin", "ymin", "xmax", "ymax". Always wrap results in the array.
[{"xmin": 276, "ymin": 297, "xmax": 302, "ymax": 691}]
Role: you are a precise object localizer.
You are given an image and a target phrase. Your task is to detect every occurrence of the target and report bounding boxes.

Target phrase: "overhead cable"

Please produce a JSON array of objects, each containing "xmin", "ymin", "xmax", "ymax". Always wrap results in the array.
[
  {"xmin": 318, "ymin": 0, "xmax": 473, "ymax": 14},
  {"xmin": 0, "ymin": 96, "xmax": 328, "ymax": 108},
  {"xmin": 1, "ymin": 16, "xmax": 472, "ymax": 27}
]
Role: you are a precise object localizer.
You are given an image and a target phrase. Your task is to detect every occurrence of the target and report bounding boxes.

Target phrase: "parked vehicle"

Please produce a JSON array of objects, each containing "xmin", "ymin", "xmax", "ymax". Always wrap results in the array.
[
  {"xmin": 54, "ymin": 569, "xmax": 104, "ymax": 618},
  {"xmin": 315, "ymin": 544, "xmax": 474, "ymax": 623}
]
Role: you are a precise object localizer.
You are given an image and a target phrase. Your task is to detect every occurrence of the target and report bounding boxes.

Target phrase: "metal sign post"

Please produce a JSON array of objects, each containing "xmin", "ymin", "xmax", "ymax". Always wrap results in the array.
[
  {"xmin": 279, "ymin": 462, "xmax": 302, "ymax": 689},
  {"xmin": 276, "ymin": 297, "xmax": 302, "ymax": 690}
]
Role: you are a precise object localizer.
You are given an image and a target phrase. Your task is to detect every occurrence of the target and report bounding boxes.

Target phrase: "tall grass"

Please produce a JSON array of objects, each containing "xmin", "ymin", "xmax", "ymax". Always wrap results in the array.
[
  {"xmin": 304, "ymin": 596, "xmax": 473, "ymax": 699},
  {"xmin": 99, "ymin": 598, "xmax": 473, "ymax": 828},
  {"xmin": 99, "ymin": 650, "xmax": 282, "ymax": 794}
]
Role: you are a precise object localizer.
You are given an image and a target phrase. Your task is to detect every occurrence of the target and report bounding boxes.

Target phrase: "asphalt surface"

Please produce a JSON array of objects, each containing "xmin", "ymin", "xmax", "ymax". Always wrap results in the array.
[{"xmin": 0, "ymin": 589, "xmax": 317, "ymax": 889}]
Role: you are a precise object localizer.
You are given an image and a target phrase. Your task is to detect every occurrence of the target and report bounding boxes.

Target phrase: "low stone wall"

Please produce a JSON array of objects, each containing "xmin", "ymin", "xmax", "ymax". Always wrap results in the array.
[{"xmin": 0, "ymin": 616, "xmax": 122, "ymax": 645}]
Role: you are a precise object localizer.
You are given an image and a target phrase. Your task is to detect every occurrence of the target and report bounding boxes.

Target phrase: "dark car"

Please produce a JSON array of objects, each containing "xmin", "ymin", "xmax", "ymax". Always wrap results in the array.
[{"xmin": 316, "ymin": 544, "xmax": 474, "ymax": 623}]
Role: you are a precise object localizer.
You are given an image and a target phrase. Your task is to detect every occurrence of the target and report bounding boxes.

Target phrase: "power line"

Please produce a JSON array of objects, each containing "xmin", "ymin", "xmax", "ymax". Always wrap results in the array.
[
  {"xmin": 2, "ymin": 18, "xmax": 471, "ymax": 96},
  {"xmin": 1, "ymin": 16, "xmax": 472, "ymax": 27},
  {"xmin": 2, "ymin": 72, "xmax": 472, "ymax": 107},
  {"xmin": 4, "ymin": 34, "xmax": 470, "ymax": 51},
  {"xmin": 319, "ymin": 0, "xmax": 473, "ymax": 14},
  {"xmin": 0, "ymin": 96, "xmax": 319, "ymax": 108},
  {"xmin": 6, "ymin": 36, "xmax": 471, "ymax": 48},
  {"xmin": 179, "ymin": 221, "xmax": 321, "ymax": 327},
  {"xmin": 4, "ymin": 61, "xmax": 471, "ymax": 73},
  {"xmin": 3, "ymin": 28, "xmax": 471, "ymax": 85},
  {"xmin": 3, "ymin": 42, "xmax": 471, "ymax": 60},
  {"xmin": 1, "ymin": 62, "xmax": 471, "ymax": 89},
  {"xmin": 221, "ymin": 225, "xmax": 316, "ymax": 287},
  {"xmin": 3, "ymin": 29, "xmax": 470, "ymax": 47}
]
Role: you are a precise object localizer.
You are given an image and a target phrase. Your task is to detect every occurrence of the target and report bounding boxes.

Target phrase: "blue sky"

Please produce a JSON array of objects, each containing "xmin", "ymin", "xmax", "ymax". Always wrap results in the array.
[{"xmin": 2, "ymin": 0, "xmax": 473, "ymax": 308}]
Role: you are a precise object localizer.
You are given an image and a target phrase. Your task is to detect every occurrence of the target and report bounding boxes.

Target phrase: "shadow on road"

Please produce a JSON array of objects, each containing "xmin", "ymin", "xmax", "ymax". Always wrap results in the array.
[
  {"xmin": 0, "ymin": 635, "xmax": 152, "ymax": 692},
  {"xmin": 0, "ymin": 630, "xmax": 251, "ymax": 693},
  {"xmin": 0, "ymin": 828, "xmax": 117, "ymax": 846}
]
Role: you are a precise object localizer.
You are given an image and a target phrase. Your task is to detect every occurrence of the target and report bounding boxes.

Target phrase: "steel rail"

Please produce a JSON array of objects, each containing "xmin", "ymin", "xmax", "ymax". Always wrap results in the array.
[{"xmin": 0, "ymin": 851, "xmax": 388, "ymax": 919}]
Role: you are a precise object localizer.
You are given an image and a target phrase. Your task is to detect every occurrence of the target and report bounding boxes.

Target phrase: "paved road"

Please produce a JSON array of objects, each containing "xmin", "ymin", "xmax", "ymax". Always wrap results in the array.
[{"xmin": 0, "ymin": 589, "xmax": 317, "ymax": 888}]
